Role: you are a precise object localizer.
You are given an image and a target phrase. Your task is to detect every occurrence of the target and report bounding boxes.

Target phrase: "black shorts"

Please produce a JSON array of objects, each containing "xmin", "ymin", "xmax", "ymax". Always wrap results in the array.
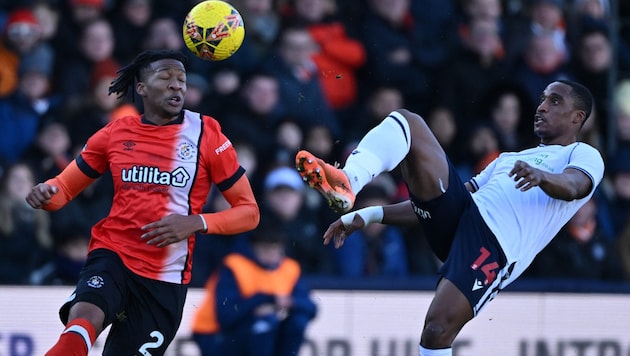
[
  {"xmin": 410, "ymin": 161, "xmax": 512, "ymax": 315},
  {"xmin": 60, "ymin": 248, "xmax": 188, "ymax": 356}
]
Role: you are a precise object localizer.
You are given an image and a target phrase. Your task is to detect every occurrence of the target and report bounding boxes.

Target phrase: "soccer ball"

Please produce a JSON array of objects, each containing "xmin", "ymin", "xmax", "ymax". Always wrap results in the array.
[{"xmin": 182, "ymin": 0, "xmax": 245, "ymax": 61}]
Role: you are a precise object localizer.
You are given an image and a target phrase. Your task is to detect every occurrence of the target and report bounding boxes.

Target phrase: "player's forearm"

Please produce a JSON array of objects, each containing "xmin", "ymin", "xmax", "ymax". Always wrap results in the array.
[
  {"xmin": 201, "ymin": 175, "xmax": 260, "ymax": 234},
  {"xmin": 200, "ymin": 202, "xmax": 259, "ymax": 235},
  {"xmin": 43, "ymin": 160, "xmax": 95, "ymax": 210},
  {"xmin": 539, "ymin": 170, "xmax": 590, "ymax": 201},
  {"xmin": 382, "ymin": 200, "xmax": 419, "ymax": 226}
]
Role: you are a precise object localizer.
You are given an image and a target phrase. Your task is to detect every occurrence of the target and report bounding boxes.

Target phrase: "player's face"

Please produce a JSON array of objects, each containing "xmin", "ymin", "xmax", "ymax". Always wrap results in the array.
[
  {"xmin": 141, "ymin": 59, "xmax": 187, "ymax": 120},
  {"xmin": 534, "ymin": 82, "xmax": 583, "ymax": 145}
]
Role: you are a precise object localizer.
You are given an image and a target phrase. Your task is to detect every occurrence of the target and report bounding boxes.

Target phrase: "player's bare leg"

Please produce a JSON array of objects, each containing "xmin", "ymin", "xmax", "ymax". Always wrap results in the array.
[{"xmin": 420, "ymin": 279, "xmax": 473, "ymax": 353}]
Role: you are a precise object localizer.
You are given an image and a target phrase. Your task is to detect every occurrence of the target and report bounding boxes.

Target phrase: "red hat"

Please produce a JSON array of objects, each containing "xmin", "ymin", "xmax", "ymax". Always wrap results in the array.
[
  {"xmin": 91, "ymin": 59, "xmax": 120, "ymax": 88},
  {"xmin": 4, "ymin": 8, "xmax": 39, "ymax": 32}
]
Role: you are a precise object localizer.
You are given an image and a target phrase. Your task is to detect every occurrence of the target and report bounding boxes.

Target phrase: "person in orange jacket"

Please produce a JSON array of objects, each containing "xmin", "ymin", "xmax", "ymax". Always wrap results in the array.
[{"xmin": 191, "ymin": 220, "xmax": 318, "ymax": 356}]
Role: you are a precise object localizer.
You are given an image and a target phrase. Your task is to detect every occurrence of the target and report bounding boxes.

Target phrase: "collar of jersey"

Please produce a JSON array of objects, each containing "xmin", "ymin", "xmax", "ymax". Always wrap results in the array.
[{"xmin": 141, "ymin": 111, "xmax": 185, "ymax": 126}]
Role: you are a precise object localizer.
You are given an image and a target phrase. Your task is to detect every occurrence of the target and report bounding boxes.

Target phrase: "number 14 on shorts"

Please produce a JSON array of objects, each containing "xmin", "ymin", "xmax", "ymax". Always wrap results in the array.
[{"xmin": 471, "ymin": 247, "xmax": 499, "ymax": 286}]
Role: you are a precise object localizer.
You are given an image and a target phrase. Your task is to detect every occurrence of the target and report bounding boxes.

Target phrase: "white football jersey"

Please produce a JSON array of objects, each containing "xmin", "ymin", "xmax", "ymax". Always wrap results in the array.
[{"xmin": 469, "ymin": 142, "xmax": 604, "ymax": 280}]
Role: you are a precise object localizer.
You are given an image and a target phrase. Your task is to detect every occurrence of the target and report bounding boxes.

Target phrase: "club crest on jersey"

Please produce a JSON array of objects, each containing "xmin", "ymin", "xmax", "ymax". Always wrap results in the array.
[
  {"xmin": 87, "ymin": 275, "xmax": 104, "ymax": 288},
  {"xmin": 177, "ymin": 139, "xmax": 197, "ymax": 161}
]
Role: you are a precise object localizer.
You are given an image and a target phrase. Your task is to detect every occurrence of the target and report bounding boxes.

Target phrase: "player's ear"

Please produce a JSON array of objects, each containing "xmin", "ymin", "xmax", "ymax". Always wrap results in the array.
[
  {"xmin": 136, "ymin": 82, "xmax": 146, "ymax": 96},
  {"xmin": 573, "ymin": 110, "xmax": 586, "ymax": 125}
]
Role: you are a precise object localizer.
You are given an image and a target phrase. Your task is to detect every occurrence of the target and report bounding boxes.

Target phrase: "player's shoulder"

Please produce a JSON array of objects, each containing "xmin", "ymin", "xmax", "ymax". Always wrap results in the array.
[
  {"xmin": 184, "ymin": 109, "xmax": 222, "ymax": 131},
  {"xmin": 571, "ymin": 141, "xmax": 603, "ymax": 159}
]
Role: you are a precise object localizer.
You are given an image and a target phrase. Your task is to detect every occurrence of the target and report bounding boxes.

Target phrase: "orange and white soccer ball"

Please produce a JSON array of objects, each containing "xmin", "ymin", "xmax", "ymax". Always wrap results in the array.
[{"xmin": 182, "ymin": 0, "xmax": 245, "ymax": 61}]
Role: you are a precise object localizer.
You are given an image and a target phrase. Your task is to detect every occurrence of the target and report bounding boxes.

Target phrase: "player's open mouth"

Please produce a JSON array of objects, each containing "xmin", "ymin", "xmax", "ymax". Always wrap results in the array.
[
  {"xmin": 168, "ymin": 96, "xmax": 182, "ymax": 105},
  {"xmin": 534, "ymin": 114, "xmax": 544, "ymax": 125}
]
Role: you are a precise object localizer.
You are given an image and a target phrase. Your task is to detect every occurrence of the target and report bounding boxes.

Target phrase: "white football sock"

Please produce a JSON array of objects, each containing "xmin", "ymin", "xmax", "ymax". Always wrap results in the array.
[
  {"xmin": 343, "ymin": 111, "xmax": 411, "ymax": 193},
  {"xmin": 419, "ymin": 345, "xmax": 452, "ymax": 356}
]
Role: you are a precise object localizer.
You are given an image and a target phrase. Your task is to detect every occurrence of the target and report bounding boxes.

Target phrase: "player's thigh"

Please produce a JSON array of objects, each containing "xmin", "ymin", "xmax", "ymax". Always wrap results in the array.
[
  {"xmin": 102, "ymin": 278, "xmax": 187, "ymax": 356},
  {"xmin": 398, "ymin": 109, "xmax": 450, "ymax": 201},
  {"xmin": 60, "ymin": 249, "xmax": 127, "ymax": 328},
  {"xmin": 422, "ymin": 278, "xmax": 473, "ymax": 345}
]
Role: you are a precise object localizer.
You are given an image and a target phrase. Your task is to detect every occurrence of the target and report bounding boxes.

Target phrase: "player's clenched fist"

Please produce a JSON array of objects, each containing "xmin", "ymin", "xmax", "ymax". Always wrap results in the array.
[{"xmin": 25, "ymin": 183, "xmax": 58, "ymax": 209}]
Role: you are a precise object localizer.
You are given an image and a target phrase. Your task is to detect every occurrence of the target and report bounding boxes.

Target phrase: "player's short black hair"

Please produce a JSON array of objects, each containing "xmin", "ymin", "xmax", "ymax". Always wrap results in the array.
[
  {"xmin": 108, "ymin": 49, "xmax": 189, "ymax": 99},
  {"xmin": 557, "ymin": 79, "xmax": 594, "ymax": 122}
]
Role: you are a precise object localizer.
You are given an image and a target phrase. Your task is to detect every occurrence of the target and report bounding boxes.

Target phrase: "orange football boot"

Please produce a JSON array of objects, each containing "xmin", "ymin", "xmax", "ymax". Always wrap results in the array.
[{"xmin": 295, "ymin": 150, "xmax": 355, "ymax": 213}]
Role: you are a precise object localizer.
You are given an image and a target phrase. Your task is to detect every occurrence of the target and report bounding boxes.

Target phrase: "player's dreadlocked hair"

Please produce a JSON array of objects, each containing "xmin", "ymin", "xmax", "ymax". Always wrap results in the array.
[{"xmin": 108, "ymin": 49, "xmax": 189, "ymax": 99}]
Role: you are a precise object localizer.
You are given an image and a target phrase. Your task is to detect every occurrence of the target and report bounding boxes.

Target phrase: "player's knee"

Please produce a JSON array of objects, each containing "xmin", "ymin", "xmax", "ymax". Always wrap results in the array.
[{"xmin": 420, "ymin": 321, "xmax": 452, "ymax": 349}]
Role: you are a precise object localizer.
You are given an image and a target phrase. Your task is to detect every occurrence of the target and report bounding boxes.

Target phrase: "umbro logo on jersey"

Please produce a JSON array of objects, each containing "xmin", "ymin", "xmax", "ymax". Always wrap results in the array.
[
  {"xmin": 121, "ymin": 165, "xmax": 190, "ymax": 187},
  {"xmin": 123, "ymin": 140, "xmax": 136, "ymax": 151},
  {"xmin": 472, "ymin": 279, "xmax": 484, "ymax": 291}
]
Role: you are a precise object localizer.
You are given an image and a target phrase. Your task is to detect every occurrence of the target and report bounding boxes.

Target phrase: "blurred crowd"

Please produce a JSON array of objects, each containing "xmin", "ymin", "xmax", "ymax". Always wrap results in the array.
[{"xmin": 2, "ymin": 0, "xmax": 630, "ymax": 288}]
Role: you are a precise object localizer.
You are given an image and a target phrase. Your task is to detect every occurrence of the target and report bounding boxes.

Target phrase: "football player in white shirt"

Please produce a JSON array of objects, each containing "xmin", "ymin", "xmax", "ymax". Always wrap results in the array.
[{"xmin": 294, "ymin": 80, "xmax": 604, "ymax": 356}]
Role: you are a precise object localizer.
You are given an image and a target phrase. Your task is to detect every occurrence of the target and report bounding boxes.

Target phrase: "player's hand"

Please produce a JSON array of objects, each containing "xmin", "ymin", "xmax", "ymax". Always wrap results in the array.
[
  {"xmin": 323, "ymin": 213, "xmax": 365, "ymax": 249},
  {"xmin": 25, "ymin": 183, "xmax": 58, "ymax": 209},
  {"xmin": 141, "ymin": 214, "xmax": 201, "ymax": 247},
  {"xmin": 509, "ymin": 160, "xmax": 545, "ymax": 191}
]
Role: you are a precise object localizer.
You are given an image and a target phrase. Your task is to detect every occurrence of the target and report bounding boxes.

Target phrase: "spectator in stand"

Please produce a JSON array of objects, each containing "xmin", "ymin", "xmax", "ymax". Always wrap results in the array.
[
  {"xmin": 109, "ymin": 0, "xmax": 152, "ymax": 65},
  {"xmin": 0, "ymin": 7, "xmax": 54, "ymax": 98},
  {"xmin": 272, "ymin": 118, "xmax": 304, "ymax": 167},
  {"xmin": 528, "ymin": 0, "xmax": 569, "ymax": 59},
  {"xmin": 566, "ymin": 0, "xmax": 610, "ymax": 47},
  {"xmin": 220, "ymin": 71, "xmax": 286, "ymax": 163},
  {"xmin": 436, "ymin": 17, "xmax": 510, "ymax": 131},
  {"xmin": 613, "ymin": 80, "xmax": 630, "ymax": 147},
  {"xmin": 259, "ymin": 165, "xmax": 334, "ymax": 274},
  {"xmin": 358, "ymin": 0, "xmax": 459, "ymax": 113},
  {"xmin": 347, "ymin": 85, "xmax": 404, "ymax": 143},
  {"xmin": 0, "ymin": 54, "xmax": 60, "ymax": 168},
  {"xmin": 283, "ymin": 0, "xmax": 366, "ymax": 127},
  {"xmin": 235, "ymin": 0, "xmax": 282, "ymax": 65},
  {"xmin": 191, "ymin": 221, "xmax": 317, "ymax": 356},
  {"xmin": 64, "ymin": 58, "xmax": 138, "ymax": 149},
  {"xmin": 0, "ymin": 162, "xmax": 52, "ymax": 284},
  {"xmin": 606, "ymin": 147, "xmax": 630, "ymax": 238},
  {"xmin": 331, "ymin": 183, "xmax": 410, "ymax": 277},
  {"xmin": 263, "ymin": 25, "xmax": 340, "ymax": 138},
  {"xmin": 425, "ymin": 106, "xmax": 467, "ymax": 178},
  {"xmin": 479, "ymin": 82, "xmax": 536, "ymax": 152},
  {"xmin": 57, "ymin": 17, "xmax": 118, "ymax": 116},
  {"xmin": 30, "ymin": 226, "xmax": 90, "ymax": 286},
  {"xmin": 53, "ymin": 0, "xmax": 106, "ymax": 61},
  {"xmin": 569, "ymin": 21, "xmax": 614, "ymax": 136},
  {"xmin": 23, "ymin": 120, "xmax": 74, "ymax": 183},
  {"xmin": 464, "ymin": 122, "xmax": 501, "ymax": 176},
  {"xmin": 513, "ymin": 32, "xmax": 575, "ymax": 108},
  {"xmin": 32, "ymin": 2, "xmax": 60, "ymax": 45},
  {"xmin": 526, "ymin": 197, "xmax": 624, "ymax": 281},
  {"xmin": 183, "ymin": 72, "xmax": 211, "ymax": 113}
]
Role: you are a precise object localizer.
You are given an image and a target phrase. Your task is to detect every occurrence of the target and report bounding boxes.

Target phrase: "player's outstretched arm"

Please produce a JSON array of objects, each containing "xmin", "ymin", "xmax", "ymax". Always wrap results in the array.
[
  {"xmin": 323, "ymin": 200, "xmax": 418, "ymax": 248},
  {"xmin": 509, "ymin": 160, "xmax": 592, "ymax": 201}
]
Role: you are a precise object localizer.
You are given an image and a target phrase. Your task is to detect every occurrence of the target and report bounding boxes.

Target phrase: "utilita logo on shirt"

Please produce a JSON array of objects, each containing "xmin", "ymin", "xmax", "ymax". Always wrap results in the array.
[{"xmin": 121, "ymin": 165, "xmax": 190, "ymax": 187}]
